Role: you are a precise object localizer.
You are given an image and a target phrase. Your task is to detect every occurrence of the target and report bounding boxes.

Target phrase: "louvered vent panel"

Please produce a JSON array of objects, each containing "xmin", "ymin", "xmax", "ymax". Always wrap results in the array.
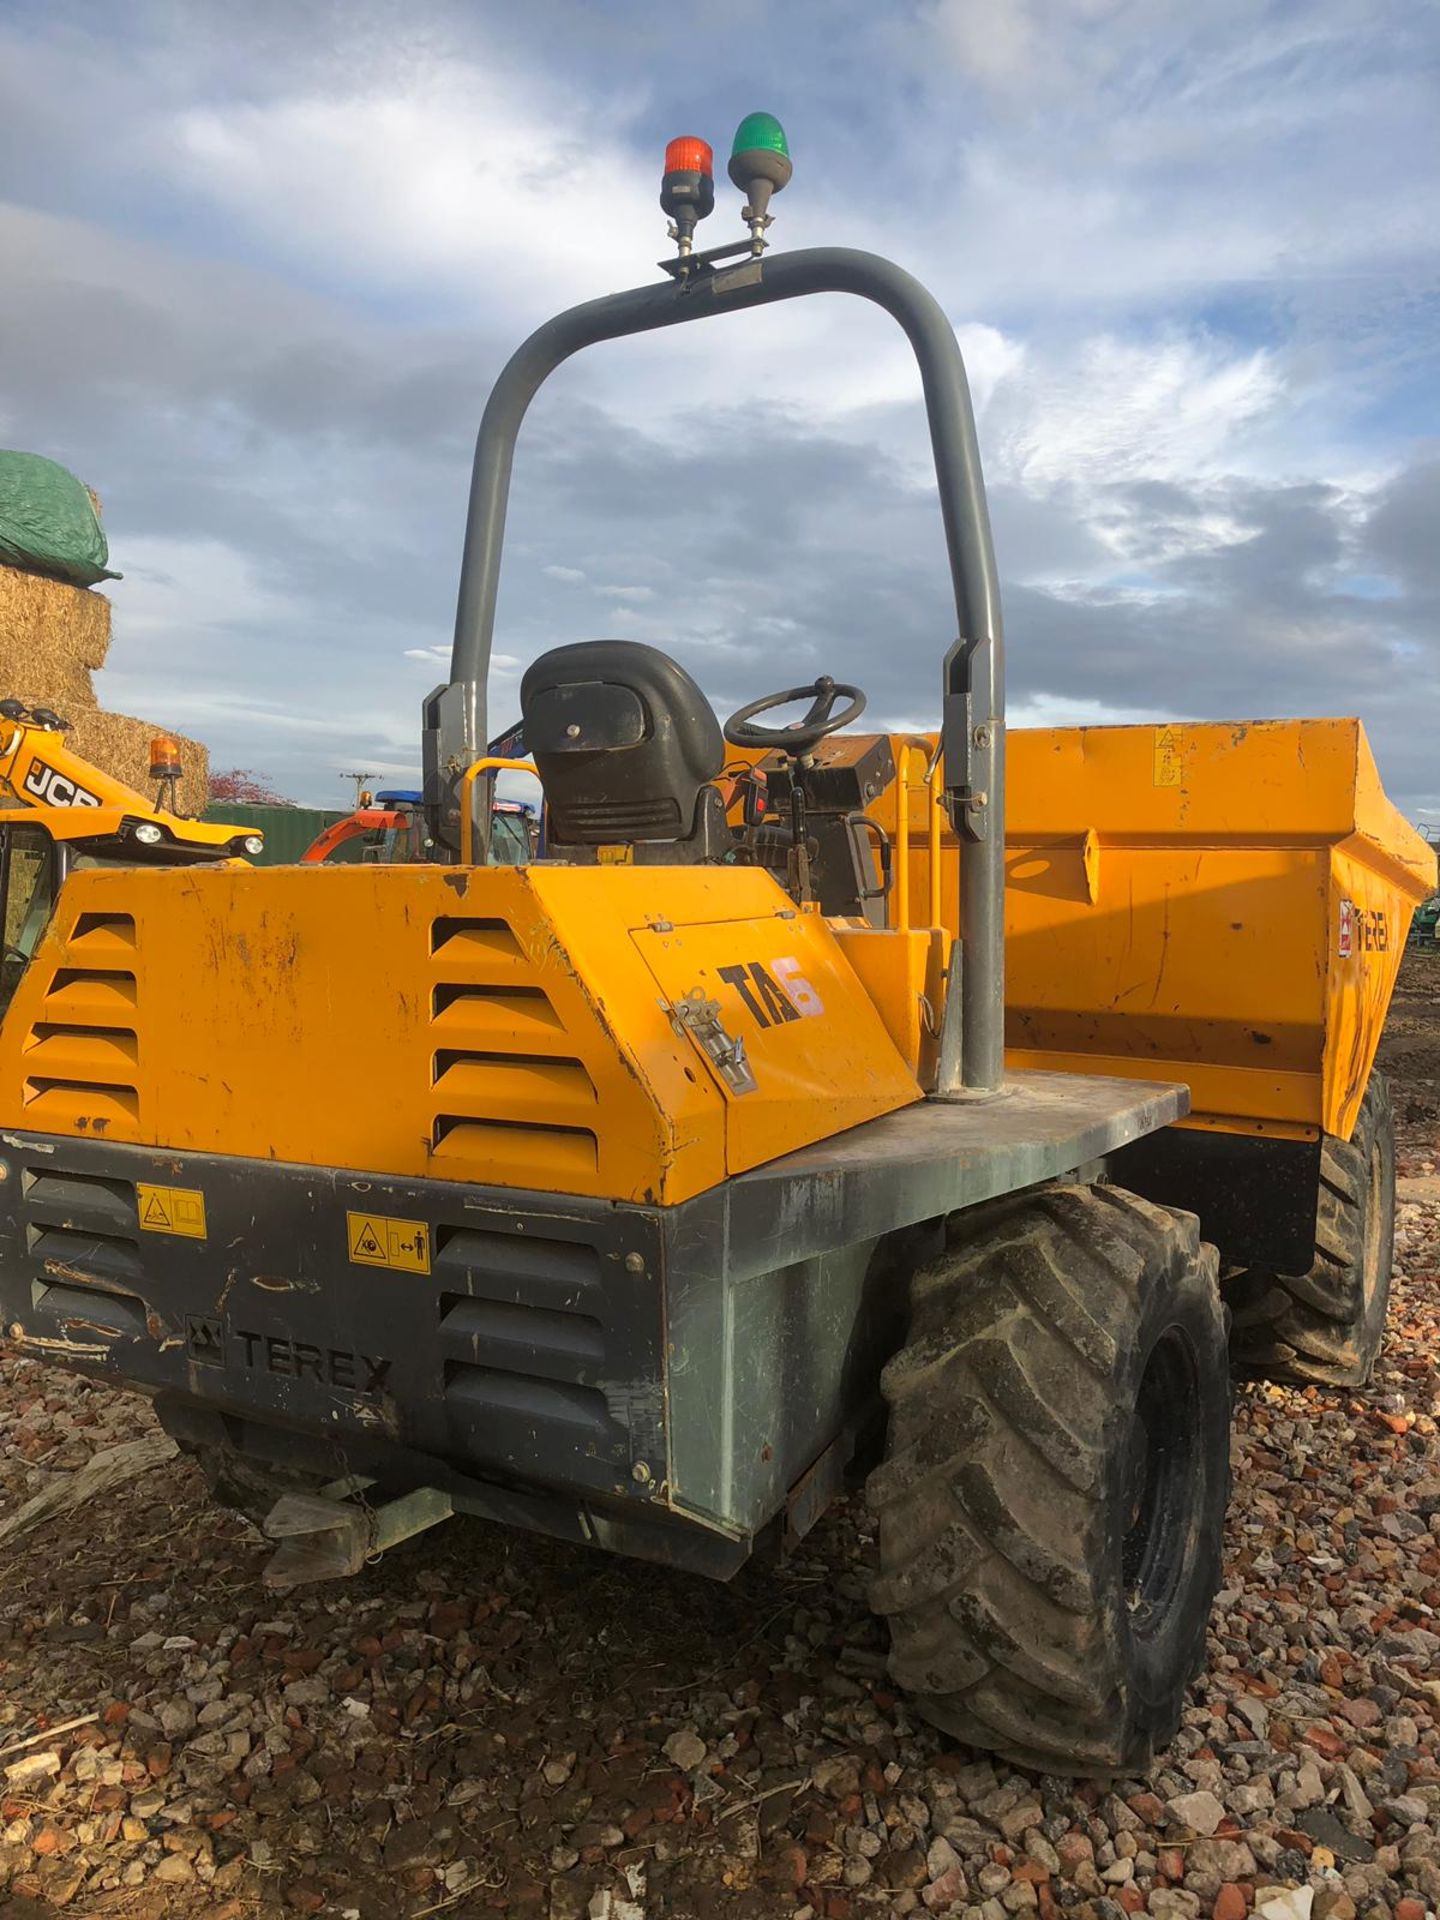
[
  {"xmin": 25, "ymin": 914, "xmax": 141, "ymax": 1132},
  {"xmin": 429, "ymin": 916, "xmax": 598, "ymax": 1185},
  {"xmin": 434, "ymin": 1225, "xmax": 626, "ymax": 1485},
  {"xmin": 23, "ymin": 1164, "xmax": 141, "ymax": 1286}
]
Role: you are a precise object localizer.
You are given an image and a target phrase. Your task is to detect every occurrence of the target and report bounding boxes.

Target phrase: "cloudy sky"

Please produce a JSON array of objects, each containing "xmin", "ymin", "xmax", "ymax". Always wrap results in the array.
[{"xmin": 2, "ymin": 0, "xmax": 1437, "ymax": 814}]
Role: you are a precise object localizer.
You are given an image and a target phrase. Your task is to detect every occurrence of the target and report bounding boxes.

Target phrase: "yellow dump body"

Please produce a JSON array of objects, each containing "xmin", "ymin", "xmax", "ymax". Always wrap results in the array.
[{"xmin": 869, "ymin": 718, "xmax": 1434, "ymax": 1142}]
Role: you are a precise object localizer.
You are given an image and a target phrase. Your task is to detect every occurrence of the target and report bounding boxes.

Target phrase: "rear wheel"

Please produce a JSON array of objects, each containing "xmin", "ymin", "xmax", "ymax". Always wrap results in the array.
[
  {"xmin": 1226, "ymin": 1073, "xmax": 1394, "ymax": 1387},
  {"xmin": 867, "ymin": 1182, "xmax": 1230, "ymax": 1777}
]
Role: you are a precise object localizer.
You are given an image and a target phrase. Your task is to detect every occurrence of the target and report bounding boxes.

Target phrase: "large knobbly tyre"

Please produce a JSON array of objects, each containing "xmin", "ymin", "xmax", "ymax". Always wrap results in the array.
[
  {"xmin": 867, "ymin": 1183, "xmax": 1230, "ymax": 1777},
  {"xmin": 1226, "ymin": 1074, "xmax": 1395, "ymax": 1388}
]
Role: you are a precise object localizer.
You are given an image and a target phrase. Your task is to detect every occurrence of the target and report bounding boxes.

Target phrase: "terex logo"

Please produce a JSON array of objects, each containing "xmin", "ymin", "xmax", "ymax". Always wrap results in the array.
[
  {"xmin": 22, "ymin": 760, "xmax": 103, "ymax": 808},
  {"xmin": 235, "ymin": 1328, "xmax": 392, "ymax": 1395}
]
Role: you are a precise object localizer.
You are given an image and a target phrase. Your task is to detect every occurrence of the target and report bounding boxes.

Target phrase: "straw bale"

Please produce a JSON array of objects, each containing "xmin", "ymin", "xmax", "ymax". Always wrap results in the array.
[
  {"xmin": 0, "ymin": 559, "xmax": 211, "ymax": 818},
  {"xmin": 0, "ymin": 563, "xmax": 110, "ymax": 716},
  {"xmin": 65, "ymin": 710, "xmax": 210, "ymax": 819}
]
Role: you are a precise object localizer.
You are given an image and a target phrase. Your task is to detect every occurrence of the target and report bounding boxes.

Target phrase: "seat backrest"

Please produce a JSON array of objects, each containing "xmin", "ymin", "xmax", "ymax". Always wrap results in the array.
[{"xmin": 520, "ymin": 641, "xmax": 724, "ymax": 846}]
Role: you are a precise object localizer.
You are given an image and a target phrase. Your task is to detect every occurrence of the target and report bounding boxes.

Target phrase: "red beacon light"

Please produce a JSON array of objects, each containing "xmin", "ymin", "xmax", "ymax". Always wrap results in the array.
[{"xmin": 660, "ymin": 135, "xmax": 715, "ymax": 257}]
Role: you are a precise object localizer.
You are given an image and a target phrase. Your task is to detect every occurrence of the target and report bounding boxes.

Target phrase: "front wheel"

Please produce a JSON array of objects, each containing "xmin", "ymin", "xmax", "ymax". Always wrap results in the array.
[
  {"xmin": 867, "ymin": 1182, "xmax": 1230, "ymax": 1777},
  {"xmin": 1225, "ymin": 1073, "xmax": 1395, "ymax": 1387}
]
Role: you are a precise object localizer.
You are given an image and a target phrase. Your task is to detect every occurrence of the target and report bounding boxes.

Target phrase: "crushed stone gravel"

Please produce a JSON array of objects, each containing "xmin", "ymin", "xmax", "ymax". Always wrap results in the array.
[{"xmin": 2, "ymin": 953, "xmax": 1440, "ymax": 1918}]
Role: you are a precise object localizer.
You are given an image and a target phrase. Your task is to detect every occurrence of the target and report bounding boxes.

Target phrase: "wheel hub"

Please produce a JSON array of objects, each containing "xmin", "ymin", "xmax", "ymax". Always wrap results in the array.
[{"xmin": 1122, "ymin": 1327, "xmax": 1201, "ymax": 1635}]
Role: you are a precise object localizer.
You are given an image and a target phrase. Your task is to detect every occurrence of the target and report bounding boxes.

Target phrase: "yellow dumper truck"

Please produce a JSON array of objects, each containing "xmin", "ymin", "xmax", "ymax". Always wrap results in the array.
[{"xmin": 0, "ymin": 120, "xmax": 1430, "ymax": 1776}]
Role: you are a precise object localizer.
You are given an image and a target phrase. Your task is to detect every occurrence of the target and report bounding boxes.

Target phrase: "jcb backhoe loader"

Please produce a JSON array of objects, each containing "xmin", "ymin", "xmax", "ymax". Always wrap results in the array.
[
  {"xmin": 0, "ymin": 703, "xmax": 259, "ymax": 1014},
  {"xmin": 0, "ymin": 119, "xmax": 1428, "ymax": 1776}
]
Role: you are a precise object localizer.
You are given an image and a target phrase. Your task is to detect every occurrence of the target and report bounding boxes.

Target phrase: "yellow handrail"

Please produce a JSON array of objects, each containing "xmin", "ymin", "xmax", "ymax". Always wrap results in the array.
[
  {"xmin": 894, "ymin": 741, "xmax": 940, "ymax": 933},
  {"xmin": 458, "ymin": 756, "xmax": 536, "ymax": 866},
  {"xmin": 895, "ymin": 753, "xmax": 912, "ymax": 931},
  {"xmin": 928, "ymin": 748, "xmax": 944, "ymax": 930}
]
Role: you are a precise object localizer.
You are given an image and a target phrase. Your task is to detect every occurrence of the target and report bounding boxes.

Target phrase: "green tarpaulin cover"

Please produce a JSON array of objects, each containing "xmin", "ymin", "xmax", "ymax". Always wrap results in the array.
[{"xmin": 0, "ymin": 450, "xmax": 118, "ymax": 587}]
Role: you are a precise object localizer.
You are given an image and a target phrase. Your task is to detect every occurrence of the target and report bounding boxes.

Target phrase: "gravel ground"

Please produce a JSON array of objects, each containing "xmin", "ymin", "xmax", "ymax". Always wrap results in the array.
[{"xmin": 3, "ymin": 955, "xmax": 1440, "ymax": 1920}]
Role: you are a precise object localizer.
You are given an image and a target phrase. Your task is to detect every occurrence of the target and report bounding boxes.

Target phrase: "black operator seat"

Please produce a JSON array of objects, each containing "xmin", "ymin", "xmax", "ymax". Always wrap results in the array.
[{"xmin": 520, "ymin": 640, "xmax": 730, "ymax": 863}]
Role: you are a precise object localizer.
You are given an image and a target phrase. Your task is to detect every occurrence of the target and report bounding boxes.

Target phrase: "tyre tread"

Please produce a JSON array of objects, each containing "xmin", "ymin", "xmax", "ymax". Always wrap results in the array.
[
  {"xmin": 1226, "ymin": 1074, "xmax": 1394, "ymax": 1386},
  {"xmin": 868, "ymin": 1181, "xmax": 1229, "ymax": 1775}
]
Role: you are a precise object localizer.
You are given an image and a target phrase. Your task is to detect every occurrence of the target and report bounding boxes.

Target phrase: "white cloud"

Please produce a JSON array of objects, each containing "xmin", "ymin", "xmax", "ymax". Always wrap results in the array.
[
  {"xmin": 1007, "ymin": 691, "xmax": 1186, "ymax": 730},
  {"xmin": 955, "ymin": 324, "xmax": 1028, "ymax": 420},
  {"xmin": 594, "ymin": 583, "xmax": 656, "ymax": 602},
  {"xmin": 109, "ymin": 536, "xmax": 299, "ymax": 647},
  {"xmin": 171, "ymin": 62, "xmax": 663, "ymax": 318},
  {"xmin": 993, "ymin": 334, "xmax": 1284, "ymax": 492},
  {"xmin": 543, "ymin": 564, "xmax": 587, "ymax": 584},
  {"xmin": 927, "ymin": 0, "xmax": 1106, "ymax": 91}
]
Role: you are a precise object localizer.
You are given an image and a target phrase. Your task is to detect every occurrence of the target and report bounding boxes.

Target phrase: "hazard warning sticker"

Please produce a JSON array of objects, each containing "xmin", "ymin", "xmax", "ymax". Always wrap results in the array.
[
  {"xmin": 1152, "ymin": 726, "xmax": 1183, "ymax": 788},
  {"xmin": 346, "ymin": 1211, "xmax": 430, "ymax": 1275},
  {"xmin": 137, "ymin": 1183, "xmax": 208, "ymax": 1240}
]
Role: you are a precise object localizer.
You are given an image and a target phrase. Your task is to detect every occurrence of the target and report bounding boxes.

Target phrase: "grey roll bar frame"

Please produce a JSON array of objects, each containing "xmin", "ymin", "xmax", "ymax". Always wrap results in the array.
[{"xmin": 424, "ymin": 246, "xmax": 1005, "ymax": 1094}]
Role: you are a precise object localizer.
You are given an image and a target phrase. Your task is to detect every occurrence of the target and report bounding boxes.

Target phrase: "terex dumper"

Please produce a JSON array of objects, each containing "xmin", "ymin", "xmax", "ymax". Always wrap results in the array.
[{"xmin": 0, "ymin": 120, "xmax": 1429, "ymax": 1775}]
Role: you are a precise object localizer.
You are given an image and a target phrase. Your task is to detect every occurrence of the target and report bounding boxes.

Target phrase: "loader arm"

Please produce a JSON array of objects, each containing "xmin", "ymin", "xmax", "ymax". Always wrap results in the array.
[
  {"xmin": 299, "ymin": 809, "xmax": 407, "ymax": 863},
  {"xmin": 0, "ymin": 715, "xmax": 253, "ymax": 859}
]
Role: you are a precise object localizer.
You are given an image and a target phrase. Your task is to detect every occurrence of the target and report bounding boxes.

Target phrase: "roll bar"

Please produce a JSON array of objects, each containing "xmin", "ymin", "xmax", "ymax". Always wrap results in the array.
[{"xmin": 424, "ymin": 246, "xmax": 1005, "ymax": 1093}]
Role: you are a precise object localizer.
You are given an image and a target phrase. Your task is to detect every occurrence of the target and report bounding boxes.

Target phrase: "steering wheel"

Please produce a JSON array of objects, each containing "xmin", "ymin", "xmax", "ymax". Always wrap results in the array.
[{"xmin": 723, "ymin": 675, "xmax": 867, "ymax": 754}]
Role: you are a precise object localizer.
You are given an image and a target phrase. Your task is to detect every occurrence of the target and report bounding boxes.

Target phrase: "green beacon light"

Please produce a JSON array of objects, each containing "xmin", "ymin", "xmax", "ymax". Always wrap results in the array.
[{"xmin": 728, "ymin": 112, "xmax": 792, "ymax": 253}]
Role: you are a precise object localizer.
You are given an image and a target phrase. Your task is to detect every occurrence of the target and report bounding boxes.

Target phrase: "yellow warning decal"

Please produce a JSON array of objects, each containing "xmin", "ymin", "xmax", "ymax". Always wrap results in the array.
[
  {"xmin": 346, "ymin": 1211, "xmax": 430, "ymax": 1275},
  {"xmin": 1153, "ymin": 725, "xmax": 1183, "ymax": 788},
  {"xmin": 137, "ymin": 1183, "xmax": 208, "ymax": 1240}
]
